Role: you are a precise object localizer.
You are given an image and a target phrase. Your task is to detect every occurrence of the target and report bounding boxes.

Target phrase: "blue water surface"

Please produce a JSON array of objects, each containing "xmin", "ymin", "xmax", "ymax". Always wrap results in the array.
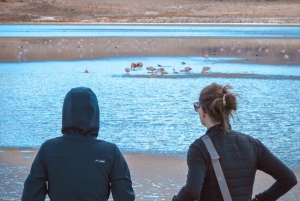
[
  {"xmin": 0, "ymin": 56, "xmax": 300, "ymax": 169},
  {"xmin": 1, "ymin": 24, "xmax": 300, "ymax": 38}
]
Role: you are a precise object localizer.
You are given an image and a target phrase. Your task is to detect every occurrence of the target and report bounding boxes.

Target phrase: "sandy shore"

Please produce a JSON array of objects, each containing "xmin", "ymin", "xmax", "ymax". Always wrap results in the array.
[
  {"xmin": 1, "ymin": 37, "xmax": 300, "ymax": 65},
  {"xmin": 0, "ymin": 147, "xmax": 299, "ymax": 200},
  {"xmin": 0, "ymin": 0, "xmax": 300, "ymax": 24}
]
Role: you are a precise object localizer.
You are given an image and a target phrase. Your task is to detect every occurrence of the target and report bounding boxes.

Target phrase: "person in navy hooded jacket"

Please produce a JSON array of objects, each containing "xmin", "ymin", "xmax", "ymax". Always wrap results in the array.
[{"xmin": 22, "ymin": 87, "xmax": 135, "ymax": 201}]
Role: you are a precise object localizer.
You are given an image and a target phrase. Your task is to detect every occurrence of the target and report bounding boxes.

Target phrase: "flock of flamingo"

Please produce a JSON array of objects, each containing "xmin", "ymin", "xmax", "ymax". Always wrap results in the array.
[
  {"xmin": 120, "ymin": 40, "xmax": 296, "ymax": 75},
  {"xmin": 124, "ymin": 58, "xmax": 211, "ymax": 75}
]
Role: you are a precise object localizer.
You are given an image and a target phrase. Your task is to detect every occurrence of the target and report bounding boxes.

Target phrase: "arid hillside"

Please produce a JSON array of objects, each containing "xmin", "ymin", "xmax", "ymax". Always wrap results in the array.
[{"xmin": 0, "ymin": 0, "xmax": 300, "ymax": 24}]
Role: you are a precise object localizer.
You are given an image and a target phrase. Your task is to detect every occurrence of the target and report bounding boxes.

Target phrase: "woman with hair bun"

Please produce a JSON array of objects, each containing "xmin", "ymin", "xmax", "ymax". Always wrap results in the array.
[{"xmin": 173, "ymin": 83, "xmax": 297, "ymax": 201}]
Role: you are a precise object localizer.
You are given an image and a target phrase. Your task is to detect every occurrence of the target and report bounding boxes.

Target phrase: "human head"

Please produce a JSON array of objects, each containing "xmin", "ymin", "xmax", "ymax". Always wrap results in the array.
[
  {"xmin": 198, "ymin": 83, "xmax": 237, "ymax": 133},
  {"xmin": 61, "ymin": 87, "xmax": 100, "ymax": 137}
]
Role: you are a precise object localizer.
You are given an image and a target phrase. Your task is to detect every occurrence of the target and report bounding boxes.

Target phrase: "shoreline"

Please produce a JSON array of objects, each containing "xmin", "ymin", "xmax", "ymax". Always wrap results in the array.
[
  {"xmin": 0, "ymin": 147, "xmax": 299, "ymax": 200},
  {"xmin": 1, "ymin": 146, "xmax": 300, "ymax": 170}
]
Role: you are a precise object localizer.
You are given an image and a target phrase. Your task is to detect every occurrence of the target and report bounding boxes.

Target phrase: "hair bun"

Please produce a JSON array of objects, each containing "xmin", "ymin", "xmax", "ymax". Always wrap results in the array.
[{"xmin": 199, "ymin": 83, "xmax": 238, "ymax": 133}]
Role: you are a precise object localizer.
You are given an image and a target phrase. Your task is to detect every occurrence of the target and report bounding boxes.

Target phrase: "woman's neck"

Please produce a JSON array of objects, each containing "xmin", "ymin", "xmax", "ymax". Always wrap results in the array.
[{"xmin": 204, "ymin": 117, "xmax": 220, "ymax": 129}]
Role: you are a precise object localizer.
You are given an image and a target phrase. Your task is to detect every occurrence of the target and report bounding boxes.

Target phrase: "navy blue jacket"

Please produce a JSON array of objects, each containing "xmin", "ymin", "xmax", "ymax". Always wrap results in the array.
[
  {"xmin": 22, "ymin": 87, "xmax": 135, "ymax": 201},
  {"xmin": 174, "ymin": 124, "xmax": 297, "ymax": 201}
]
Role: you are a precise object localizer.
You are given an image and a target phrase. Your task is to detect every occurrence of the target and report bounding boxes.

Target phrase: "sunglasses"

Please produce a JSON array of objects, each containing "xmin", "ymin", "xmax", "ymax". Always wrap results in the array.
[{"xmin": 194, "ymin": 102, "xmax": 206, "ymax": 113}]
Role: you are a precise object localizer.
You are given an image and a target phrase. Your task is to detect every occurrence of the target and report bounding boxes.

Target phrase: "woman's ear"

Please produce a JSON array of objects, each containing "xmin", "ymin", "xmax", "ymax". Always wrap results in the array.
[{"xmin": 201, "ymin": 107, "xmax": 206, "ymax": 118}]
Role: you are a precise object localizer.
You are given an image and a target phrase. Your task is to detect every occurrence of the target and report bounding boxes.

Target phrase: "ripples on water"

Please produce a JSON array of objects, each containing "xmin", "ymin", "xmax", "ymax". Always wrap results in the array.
[{"xmin": 0, "ymin": 56, "xmax": 300, "ymax": 169}]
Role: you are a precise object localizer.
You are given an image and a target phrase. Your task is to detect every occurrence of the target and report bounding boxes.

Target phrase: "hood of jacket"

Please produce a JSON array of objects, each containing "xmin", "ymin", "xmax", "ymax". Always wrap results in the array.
[{"xmin": 61, "ymin": 87, "xmax": 99, "ymax": 137}]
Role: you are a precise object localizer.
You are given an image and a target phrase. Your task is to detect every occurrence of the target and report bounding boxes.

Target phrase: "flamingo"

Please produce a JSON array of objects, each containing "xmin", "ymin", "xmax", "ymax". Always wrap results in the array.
[
  {"xmin": 125, "ymin": 68, "xmax": 130, "ymax": 74},
  {"xmin": 220, "ymin": 41, "xmax": 224, "ymax": 52},
  {"xmin": 237, "ymin": 42, "xmax": 242, "ymax": 53},
  {"xmin": 137, "ymin": 62, "xmax": 143, "ymax": 68},
  {"xmin": 131, "ymin": 63, "xmax": 138, "ymax": 71},
  {"xmin": 231, "ymin": 40, "xmax": 236, "ymax": 50},
  {"xmin": 281, "ymin": 43, "xmax": 286, "ymax": 53},
  {"xmin": 106, "ymin": 40, "xmax": 111, "ymax": 51},
  {"xmin": 115, "ymin": 42, "xmax": 119, "ymax": 50},
  {"xmin": 184, "ymin": 67, "xmax": 192, "ymax": 74},
  {"xmin": 173, "ymin": 68, "xmax": 179, "ymax": 74},
  {"xmin": 157, "ymin": 68, "xmax": 165, "ymax": 74},
  {"xmin": 201, "ymin": 67, "xmax": 211, "ymax": 74},
  {"xmin": 265, "ymin": 43, "xmax": 269, "ymax": 53},
  {"xmin": 146, "ymin": 66, "xmax": 157, "ymax": 73},
  {"xmin": 203, "ymin": 54, "xmax": 209, "ymax": 61},
  {"xmin": 124, "ymin": 42, "xmax": 129, "ymax": 51},
  {"xmin": 258, "ymin": 42, "xmax": 262, "ymax": 52},
  {"xmin": 157, "ymin": 68, "xmax": 168, "ymax": 75}
]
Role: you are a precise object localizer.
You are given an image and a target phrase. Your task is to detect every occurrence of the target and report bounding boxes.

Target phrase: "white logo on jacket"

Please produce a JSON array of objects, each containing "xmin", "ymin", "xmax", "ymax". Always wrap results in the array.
[{"xmin": 95, "ymin": 159, "xmax": 105, "ymax": 163}]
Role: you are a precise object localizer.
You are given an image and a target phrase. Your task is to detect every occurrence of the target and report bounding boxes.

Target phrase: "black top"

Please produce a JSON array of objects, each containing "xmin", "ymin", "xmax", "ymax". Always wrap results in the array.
[
  {"xmin": 175, "ymin": 124, "xmax": 297, "ymax": 201},
  {"xmin": 22, "ymin": 87, "xmax": 135, "ymax": 201}
]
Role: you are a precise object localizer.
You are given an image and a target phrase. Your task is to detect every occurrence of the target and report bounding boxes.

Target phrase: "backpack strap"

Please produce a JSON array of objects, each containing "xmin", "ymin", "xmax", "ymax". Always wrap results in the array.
[{"xmin": 201, "ymin": 135, "xmax": 232, "ymax": 201}]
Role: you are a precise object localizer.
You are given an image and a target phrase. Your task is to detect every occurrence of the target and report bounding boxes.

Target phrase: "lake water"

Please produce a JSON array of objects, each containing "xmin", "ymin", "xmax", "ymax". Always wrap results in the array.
[
  {"xmin": 0, "ymin": 25, "xmax": 300, "ymax": 170},
  {"xmin": 1, "ymin": 24, "xmax": 300, "ymax": 38},
  {"xmin": 0, "ymin": 55, "xmax": 300, "ymax": 169}
]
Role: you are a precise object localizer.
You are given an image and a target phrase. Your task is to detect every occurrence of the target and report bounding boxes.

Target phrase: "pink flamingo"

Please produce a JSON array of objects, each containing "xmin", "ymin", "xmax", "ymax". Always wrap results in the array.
[
  {"xmin": 181, "ymin": 67, "xmax": 192, "ymax": 74},
  {"xmin": 131, "ymin": 63, "xmax": 138, "ymax": 71},
  {"xmin": 146, "ymin": 66, "xmax": 157, "ymax": 73},
  {"xmin": 137, "ymin": 62, "xmax": 143, "ymax": 68}
]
